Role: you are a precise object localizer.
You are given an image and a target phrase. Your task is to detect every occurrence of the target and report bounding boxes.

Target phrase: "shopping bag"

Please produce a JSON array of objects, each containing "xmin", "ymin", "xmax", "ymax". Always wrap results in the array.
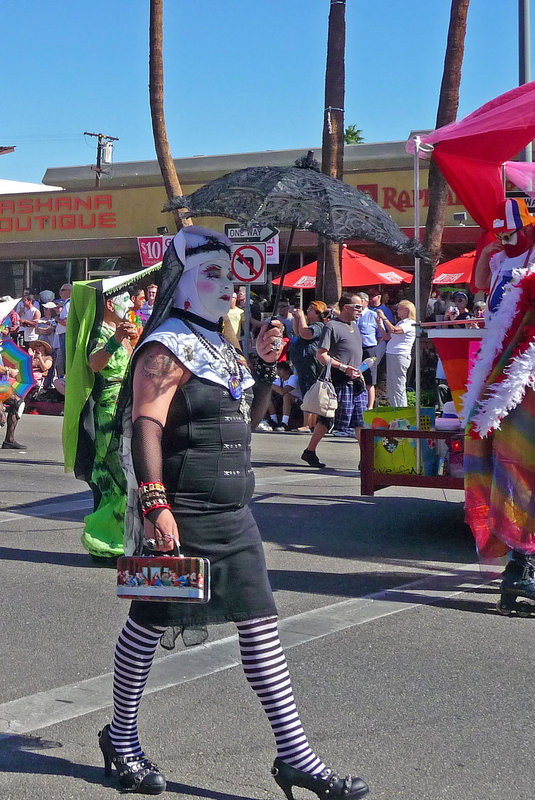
[{"xmin": 301, "ymin": 360, "xmax": 338, "ymax": 418}]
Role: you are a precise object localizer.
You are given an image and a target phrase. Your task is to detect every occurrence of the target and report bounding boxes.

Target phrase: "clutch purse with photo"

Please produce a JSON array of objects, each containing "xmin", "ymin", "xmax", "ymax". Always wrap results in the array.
[{"xmin": 117, "ymin": 545, "xmax": 210, "ymax": 603}]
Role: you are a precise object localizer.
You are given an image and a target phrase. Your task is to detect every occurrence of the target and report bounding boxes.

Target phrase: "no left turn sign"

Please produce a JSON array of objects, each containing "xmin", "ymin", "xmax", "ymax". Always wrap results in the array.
[{"xmin": 230, "ymin": 243, "xmax": 267, "ymax": 284}]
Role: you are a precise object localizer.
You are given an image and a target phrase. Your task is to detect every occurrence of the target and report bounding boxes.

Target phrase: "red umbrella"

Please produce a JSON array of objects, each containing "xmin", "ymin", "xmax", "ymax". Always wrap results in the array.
[
  {"xmin": 433, "ymin": 250, "xmax": 476, "ymax": 285},
  {"xmin": 272, "ymin": 247, "xmax": 413, "ymax": 288}
]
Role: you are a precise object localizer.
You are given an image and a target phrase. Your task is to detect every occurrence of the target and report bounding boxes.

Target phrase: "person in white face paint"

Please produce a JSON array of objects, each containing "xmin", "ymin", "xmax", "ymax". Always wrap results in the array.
[
  {"xmin": 80, "ymin": 289, "xmax": 137, "ymax": 560},
  {"xmin": 95, "ymin": 227, "xmax": 368, "ymax": 799}
]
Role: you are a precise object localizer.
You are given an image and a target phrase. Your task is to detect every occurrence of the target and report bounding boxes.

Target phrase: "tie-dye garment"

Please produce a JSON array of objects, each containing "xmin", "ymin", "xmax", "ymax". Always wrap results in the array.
[{"xmin": 465, "ymin": 388, "xmax": 535, "ymax": 560}]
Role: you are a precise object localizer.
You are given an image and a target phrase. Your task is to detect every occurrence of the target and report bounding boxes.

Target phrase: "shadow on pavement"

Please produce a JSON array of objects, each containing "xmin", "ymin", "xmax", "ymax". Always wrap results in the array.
[
  {"xmin": 0, "ymin": 546, "xmax": 100, "ymax": 569},
  {"xmin": 0, "ymin": 457, "xmax": 64, "ymax": 467},
  {"xmin": 252, "ymin": 495, "xmax": 474, "ymax": 566},
  {"xmin": 0, "ymin": 735, "xmax": 256, "ymax": 798},
  {"xmin": 269, "ymin": 568, "xmax": 426, "ymax": 597},
  {"xmin": 1, "ymin": 491, "xmax": 91, "ymax": 522}
]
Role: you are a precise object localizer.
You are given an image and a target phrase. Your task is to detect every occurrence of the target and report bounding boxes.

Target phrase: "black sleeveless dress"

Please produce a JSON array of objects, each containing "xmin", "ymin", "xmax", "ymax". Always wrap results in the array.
[{"xmin": 130, "ymin": 375, "xmax": 277, "ymax": 628}]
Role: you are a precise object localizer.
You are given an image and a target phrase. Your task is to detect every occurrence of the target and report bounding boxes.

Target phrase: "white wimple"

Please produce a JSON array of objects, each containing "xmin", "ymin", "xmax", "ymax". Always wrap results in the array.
[{"xmin": 461, "ymin": 267, "xmax": 535, "ymax": 437}]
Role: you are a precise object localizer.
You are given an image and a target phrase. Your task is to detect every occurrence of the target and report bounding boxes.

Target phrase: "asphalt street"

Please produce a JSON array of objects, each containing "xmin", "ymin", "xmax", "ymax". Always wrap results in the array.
[{"xmin": 0, "ymin": 415, "xmax": 530, "ymax": 800}]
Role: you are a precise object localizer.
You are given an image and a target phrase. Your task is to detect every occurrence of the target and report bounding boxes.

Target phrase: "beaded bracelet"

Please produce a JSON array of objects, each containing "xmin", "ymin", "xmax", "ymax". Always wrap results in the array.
[
  {"xmin": 252, "ymin": 357, "xmax": 278, "ymax": 386},
  {"xmin": 139, "ymin": 481, "xmax": 166, "ymax": 494},
  {"xmin": 139, "ymin": 481, "xmax": 170, "ymax": 517},
  {"xmin": 140, "ymin": 500, "xmax": 171, "ymax": 518},
  {"xmin": 104, "ymin": 335, "xmax": 122, "ymax": 356}
]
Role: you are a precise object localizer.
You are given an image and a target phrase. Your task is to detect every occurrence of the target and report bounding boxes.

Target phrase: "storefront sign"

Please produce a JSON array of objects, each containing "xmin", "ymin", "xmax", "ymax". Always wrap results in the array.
[
  {"xmin": 0, "ymin": 194, "xmax": 117, "ymax": 234},
  {"xmin": 138, "ymin": 235, "xmax": 173, "ymax": 267}
]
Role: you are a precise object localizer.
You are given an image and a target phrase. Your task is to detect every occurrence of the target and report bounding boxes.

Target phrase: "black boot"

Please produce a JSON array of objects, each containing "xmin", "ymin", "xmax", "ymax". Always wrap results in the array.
[
  {"xmin": 98, "ymin": 724, "xmax": 166, "ymax": 794},
  {"xmin": 497, "ymin": 551, "xmax": 535, "ymax": 616},
  {"xmin": 271, "ymin": 758, "xmax": 369, "ymax": 800}
]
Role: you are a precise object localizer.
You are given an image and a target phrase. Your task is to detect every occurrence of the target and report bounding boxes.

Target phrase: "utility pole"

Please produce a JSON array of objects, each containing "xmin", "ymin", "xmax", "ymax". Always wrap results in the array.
[
  {"xmin": 519, "ymin": 0, "xmax": 532, "ymax": 162},
  {"xmin": 84, "ymin": 131, "xmax": 119, "ymax": 187}
]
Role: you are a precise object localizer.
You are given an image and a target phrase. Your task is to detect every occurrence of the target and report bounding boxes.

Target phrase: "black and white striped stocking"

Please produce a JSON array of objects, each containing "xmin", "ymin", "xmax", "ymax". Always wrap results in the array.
[
  {"xmin": 109, "ymin": 615, "xmax": 325, "ymax": 774},
  {"xmin": 109, "ymin": 617, "xmax": 165, "ymax": 759},
  {"xmin": 237, "ymin": 617, "xmax": 326, "ymax": 775}
]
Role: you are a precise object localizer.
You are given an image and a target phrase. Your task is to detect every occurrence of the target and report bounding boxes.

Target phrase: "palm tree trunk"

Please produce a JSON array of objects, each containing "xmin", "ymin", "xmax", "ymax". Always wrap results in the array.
[
  {"xmin": 149, "ymin": 0, "xmax": 191, "ymax": 230},
  {"xmin": 316, "ymin": 0, "xmax": 346, "ymax": 304},
  {"xmin": 421, "ymin": 0, "xmax": 470, "ymax": 314}
]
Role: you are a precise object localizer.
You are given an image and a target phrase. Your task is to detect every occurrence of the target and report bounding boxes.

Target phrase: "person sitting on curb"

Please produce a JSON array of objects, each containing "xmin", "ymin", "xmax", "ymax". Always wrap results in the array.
[{"xmin": 268, "ymin": 362, "xmax": 302, "ymax": 431}]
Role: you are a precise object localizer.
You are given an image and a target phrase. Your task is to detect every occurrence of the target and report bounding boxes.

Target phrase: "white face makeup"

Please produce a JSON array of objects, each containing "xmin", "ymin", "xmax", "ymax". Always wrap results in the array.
[
  {"xmin": 111, "ymin": 292, "xmax": 134, "ymax": 320},
  {"xmin": 195, "ymin": 258, "xmax": 234, "ymax": 320},
  {"xmin": 174, "ymin": 253, "xmax": 234, "ymax": 323}
]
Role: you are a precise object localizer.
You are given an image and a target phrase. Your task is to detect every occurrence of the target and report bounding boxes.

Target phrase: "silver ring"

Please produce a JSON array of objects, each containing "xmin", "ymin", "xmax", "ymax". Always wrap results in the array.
[
  {"xmin": 144, "ymin": 538, "xmax": 158, "ymax": 550},
  {"xmin": 271, "ymin": 337, "xmax": 283, "ymax": 351}
]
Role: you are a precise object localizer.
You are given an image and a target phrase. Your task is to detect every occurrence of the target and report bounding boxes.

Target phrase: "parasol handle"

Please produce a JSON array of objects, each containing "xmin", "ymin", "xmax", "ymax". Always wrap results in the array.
[{"xmin": 269, "ymin": 225, "xmax": 297, "ymax": 319}]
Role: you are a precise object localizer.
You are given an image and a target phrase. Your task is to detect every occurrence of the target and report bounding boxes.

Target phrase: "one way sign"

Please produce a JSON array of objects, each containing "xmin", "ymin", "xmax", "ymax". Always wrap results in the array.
[
  {"xmin": 224, "ymin": 223, "xmax": 279, "ymax": 265},
  {"xmin": 224, "ymin": 223, "xmax": 279, "ymax": 243}
]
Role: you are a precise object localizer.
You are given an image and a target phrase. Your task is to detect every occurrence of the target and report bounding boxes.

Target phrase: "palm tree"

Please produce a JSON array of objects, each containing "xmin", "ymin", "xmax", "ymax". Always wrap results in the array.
[
  {"xmin": 344, "ymin": 124, "xmax": 365, "ymax": 144},
  {"xmin": 316, "ymin": 0, "xmax": 346, "ymax": 304},
  {"xmin": 149, "ymin": 0, "xmax": 191, "ymax": 230},
  {"xmin": 420, "ymin": 0, "xmax": 470, "ymax": 314}
]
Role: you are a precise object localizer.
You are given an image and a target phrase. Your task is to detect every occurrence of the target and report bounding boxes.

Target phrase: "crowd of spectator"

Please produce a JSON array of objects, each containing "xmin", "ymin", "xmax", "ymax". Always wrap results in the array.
[
  {"xmin": 0, "ymin": 272, "xmax": 481, "ymax": 465},
  {"xmin": 0, "ymin": 282, "xmax": 158, "ymax": 449}
]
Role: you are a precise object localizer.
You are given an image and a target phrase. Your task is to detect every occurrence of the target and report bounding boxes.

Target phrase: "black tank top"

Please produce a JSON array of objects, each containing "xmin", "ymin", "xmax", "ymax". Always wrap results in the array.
[{"xmin": 161, "ymin": 375, "xmax": 254, "ymax": 514}]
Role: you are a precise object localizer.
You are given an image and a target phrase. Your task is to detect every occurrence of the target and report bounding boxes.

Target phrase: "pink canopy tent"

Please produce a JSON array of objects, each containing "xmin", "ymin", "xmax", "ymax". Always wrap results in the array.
[
  {"xmin": 405, "ymin": 82, "xmax": 535, "ymax": 428},
  {"xmin": 272, "ymin": 247, "xmax": 413, "ymax": 289},
  {"xmin": 505, "ymin": 161, "xmax": 535, "ymax": 199},
  {"xmin": 408, "ymin": 81, "xmax": 535, "ymax": 231},
  {"xmin": 433, "ymin": 250, "xmax": 476, "ymax": 285}
]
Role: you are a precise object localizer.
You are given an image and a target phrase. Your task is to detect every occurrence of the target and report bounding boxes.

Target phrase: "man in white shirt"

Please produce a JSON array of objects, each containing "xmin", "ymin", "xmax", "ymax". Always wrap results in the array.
[{"xmin": 20, "ymin": 294, "xmax": 41, "ymax": 347}]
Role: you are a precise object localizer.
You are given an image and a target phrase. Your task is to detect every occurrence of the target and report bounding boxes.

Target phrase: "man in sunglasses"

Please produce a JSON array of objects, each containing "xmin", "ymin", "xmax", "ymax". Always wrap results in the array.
[
  {"xmin": 301, "ymin": 293, "xmax": 367, "ymax": 468},
  {"xmin": 474, "ymin": 197, "xmax": 535, "ymax": 315}
]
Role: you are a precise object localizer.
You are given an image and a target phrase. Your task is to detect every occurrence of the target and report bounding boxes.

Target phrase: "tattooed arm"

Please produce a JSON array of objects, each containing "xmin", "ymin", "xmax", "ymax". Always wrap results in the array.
[
  {"xmin": 132, "ymin": 341, "xmax": 191, "ymax": 425},
  {"xmin": 131, "ymin": 342, "xmax": 192, "ymax": 551}
]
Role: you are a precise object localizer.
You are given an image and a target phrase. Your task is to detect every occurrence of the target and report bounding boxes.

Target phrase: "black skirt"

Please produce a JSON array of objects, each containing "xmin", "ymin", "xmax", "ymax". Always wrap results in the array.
[{"xmin": 129, "ymin": 505, "xmax": 277, "ymax": 628}]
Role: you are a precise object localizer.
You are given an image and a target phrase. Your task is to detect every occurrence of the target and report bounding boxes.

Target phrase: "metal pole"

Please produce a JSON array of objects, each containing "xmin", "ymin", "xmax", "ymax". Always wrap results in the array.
[
  {"xmin": 413, "ymin": 136, "xmax": 422, "ymax": 426},
  {"xmin": 244, "ymin": 285, "xmax": 251, "ymax": 360},
  {"xmin": 413, "ymin": 136, "xmax": 422, "ymax": 472},
  {"xmin": 519, "ymin": 0, "xmax": 532, "ymax": 162},
  {"xmin": 95, "ymin": 134, "xmax": 102, "ymax": 188}
]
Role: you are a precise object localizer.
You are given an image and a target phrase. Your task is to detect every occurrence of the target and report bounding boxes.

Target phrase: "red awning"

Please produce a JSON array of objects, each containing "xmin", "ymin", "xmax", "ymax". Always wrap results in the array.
[
  {"xmin": 433, "ymin": 250, "xmax": 476, "ymax": 285},
  {"xmin": 272, "ymin": 247, "xmax": 413, "ymax": 288}
]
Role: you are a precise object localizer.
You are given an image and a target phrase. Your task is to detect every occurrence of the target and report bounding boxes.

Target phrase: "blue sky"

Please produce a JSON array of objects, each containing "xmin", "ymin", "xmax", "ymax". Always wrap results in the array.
[{"xmin": 1, "ymin": 1, "xmax": 530, "ymax": 183}]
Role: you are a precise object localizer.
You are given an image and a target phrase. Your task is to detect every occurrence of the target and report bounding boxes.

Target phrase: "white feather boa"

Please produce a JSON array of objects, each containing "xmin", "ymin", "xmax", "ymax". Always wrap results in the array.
[{"xmin": 461, "ymin": 266, "xmax": 535, "ymax": 438}]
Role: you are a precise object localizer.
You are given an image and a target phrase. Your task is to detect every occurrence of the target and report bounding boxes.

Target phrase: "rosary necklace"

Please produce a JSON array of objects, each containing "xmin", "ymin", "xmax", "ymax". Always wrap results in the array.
[{"xmin": 182, "ymin": 320, "xmax": 251, "ymax": 422}]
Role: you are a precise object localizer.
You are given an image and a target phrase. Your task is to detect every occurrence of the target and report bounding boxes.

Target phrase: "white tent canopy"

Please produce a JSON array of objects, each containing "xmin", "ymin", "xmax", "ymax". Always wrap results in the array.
[{"xmin": 0, "ymin": 179, "xmax": 62, "ymax": 194}]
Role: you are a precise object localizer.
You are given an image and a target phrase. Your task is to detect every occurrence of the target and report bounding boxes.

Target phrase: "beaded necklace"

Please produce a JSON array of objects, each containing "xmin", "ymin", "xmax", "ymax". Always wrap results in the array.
[{"xmin": 182, "ymin": 319, "xmax": 251, "ymax": 422}]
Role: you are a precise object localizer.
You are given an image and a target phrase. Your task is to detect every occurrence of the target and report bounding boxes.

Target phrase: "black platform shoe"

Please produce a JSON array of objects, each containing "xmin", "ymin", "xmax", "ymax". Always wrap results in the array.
[
  {"xmin": 271, "ymin": 757, "xmax": 369, "ymax": 800},
  {"xmin": 98, "ymin": 725, "xmax": 166, "ymax": 794}
]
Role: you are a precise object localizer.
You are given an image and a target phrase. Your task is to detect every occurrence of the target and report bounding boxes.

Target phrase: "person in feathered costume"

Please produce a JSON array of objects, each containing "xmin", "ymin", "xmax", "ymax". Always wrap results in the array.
[{"xmin": 464, "ymin": 198, "xmax": 535, "ymax": 613}]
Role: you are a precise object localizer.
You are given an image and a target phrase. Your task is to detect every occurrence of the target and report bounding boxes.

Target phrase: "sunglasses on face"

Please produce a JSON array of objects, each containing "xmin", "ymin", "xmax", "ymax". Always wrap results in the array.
[
  {"xmin": 496, "ymin": 229, "xmax": 522, "ymax": 244},
  {"xmin": 347, "ymin": 304, "xmax": 363, "ymax": 310}
]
